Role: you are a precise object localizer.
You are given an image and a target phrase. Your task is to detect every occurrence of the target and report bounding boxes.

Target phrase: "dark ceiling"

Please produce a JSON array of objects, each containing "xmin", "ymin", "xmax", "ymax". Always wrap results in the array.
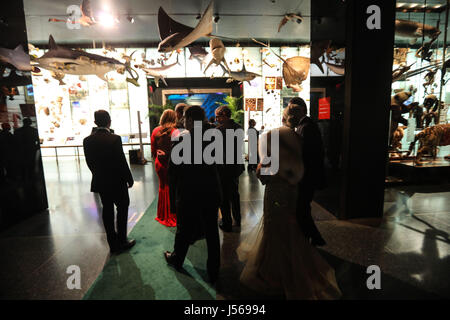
[{"xmin": 23, "ymin": 0, "xmax": 313, "ymax": 46}]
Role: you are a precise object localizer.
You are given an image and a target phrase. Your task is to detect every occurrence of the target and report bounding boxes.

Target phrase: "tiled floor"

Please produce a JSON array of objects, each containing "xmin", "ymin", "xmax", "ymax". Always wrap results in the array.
[{"xmin": 0, "ymin": 157, "xmax": 449, "ymax": 299}]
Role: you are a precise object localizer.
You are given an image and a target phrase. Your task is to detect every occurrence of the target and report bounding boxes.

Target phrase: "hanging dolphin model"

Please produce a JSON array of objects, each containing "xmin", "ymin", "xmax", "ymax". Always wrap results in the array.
[
  {"xmin": 204, "ymin": 38, "xmax": 231, "ymax": 74},
  {"xmin": 221, "ymin": 63, "xmax": 260, "ymax": 84},
  {"xmin": 157, "ymin": 1, "xmax": 213, "ymax": 53},
  {"xmin": 395, "ymin": 19, "xmax": 441, "ymax": 44},
  {"xmin": 0, "ymin": 44, "xmax": 40, "ymax": 74},
  {"xmin": 48, "ymin": 0, "xmax": 96, "ymax": 27},
  {"xmin": 135, "ymin": 54, "xmax": 180, "ymax": 87},
  {"xmin": 33, "ymin": 35, "xmax": 139, "ymax": 86}
]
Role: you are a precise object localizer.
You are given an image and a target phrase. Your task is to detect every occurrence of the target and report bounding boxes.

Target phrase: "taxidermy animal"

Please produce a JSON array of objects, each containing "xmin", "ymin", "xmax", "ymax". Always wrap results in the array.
[
  {"xmin": 392, "ymin": 63, "xmax": 415, "ymax": 82},
  {"xmin": 189, "ymin": 46, "xmax": 208, "ymax": 68},
  {"xmin": 33, "ymin": 35, "xmax": 139, "ymax": 86},
  {"xmin": 423, "ymin": 69, "xmax": 437, "ymax": 94},
  {"xmin": 391, "ymin": 126, "xmax": 406, "ymax": 152},
  {"xmin": 278, "ymin": 13, "xmax": 303, "ymax": 32},
  {"xmin": 395, "ymin": 19, "xmax": 441, "ymax": 44},
  {"xmin": 325, "ymin": 62, "xmax": 344, "ymax": 75},
  {"xmin": 157, "ymin": 1, "xmax": 213, "ymax": 53},
  {"xmin": 408, "ymin": 123, "xmax": 450, "ymax": 163},
  {"xmin": 416, "ymin": 37, "xmax": 437, "ymax": 62},
  {"xmin": 390, "ymin": 91, "xmax": 412, "ymax": 147},
  {"xmin": 136, "ymin": 54, "xmax": 180, "ymax": 87},
  {"xmin": 48, "ymin": 0, "xmax": 96, "ymax": 27},
  {"xmin": 221, "ymin": 63, "xmax": 260, "ymax": 84},
  {"xmin": 310, "ymin": 40, "xmax": 330, "ymax": 73},
  {"xmin": 204, "ymin": 38, "xmax": 231, "ymax": 74}
]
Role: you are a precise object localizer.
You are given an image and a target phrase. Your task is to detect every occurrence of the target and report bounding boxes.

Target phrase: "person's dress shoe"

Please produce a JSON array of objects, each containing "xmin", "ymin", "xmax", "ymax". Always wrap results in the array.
[
  {"xmin": 311, "ymin": 237, "xmax": 326, "ymax": 247},
  {"xmin": 219, "ymin": 221, "xmax": 232, "ymax": 232},
  {"xmin": 120, "ymin": 239, "xmax": 136, "ymax": 251},
  {"xmin": 164, "ymin": 251, "xmax": 182, "ymax": 270}
]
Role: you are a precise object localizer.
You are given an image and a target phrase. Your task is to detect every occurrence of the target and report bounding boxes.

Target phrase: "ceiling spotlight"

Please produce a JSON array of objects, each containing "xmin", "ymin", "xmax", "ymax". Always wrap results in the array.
[
  {"xmin": 98, "ymin": 12, "xmax": 115, "ymax": 27},
  {"xmin": 127, "ymin": 15, "xmax": 135, "ymax": 23},
  {"xmin": 196, "ymin": 14, "xmax": 202, "ymax": 20},
  {"xmin": 213, "ymin": 14, "xmax": 220, "ymax": 23}
]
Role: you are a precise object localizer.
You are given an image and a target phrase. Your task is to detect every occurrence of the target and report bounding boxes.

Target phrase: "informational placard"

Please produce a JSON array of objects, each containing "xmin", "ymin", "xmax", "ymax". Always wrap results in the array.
[{"xmin": 318, "ymin": 97, "xmax": 331, "ymax": 120}]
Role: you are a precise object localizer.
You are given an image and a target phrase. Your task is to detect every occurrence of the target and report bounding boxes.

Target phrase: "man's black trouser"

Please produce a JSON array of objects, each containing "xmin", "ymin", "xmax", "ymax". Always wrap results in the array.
[
  {"xmin": 98, "ymin": 184, "xmax": 130, "ymax": 250},
  {"xmin": 296, "ymin": 181, "xmax": 323, "ymax": 242},
  {"xmin": 173, "ymin": 204, "xmax": 220, "ymax": 278}
]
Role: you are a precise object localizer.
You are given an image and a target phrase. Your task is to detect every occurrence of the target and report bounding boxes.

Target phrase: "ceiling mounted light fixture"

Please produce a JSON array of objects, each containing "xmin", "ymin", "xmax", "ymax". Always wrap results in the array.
[
  {"xmin": 196, "ymin": 14, "xmax": 202, "ymax": 20},
  {"xmin": 127, "ymin": 15, "xmax": 135, "ymax": 23},
  {"xmin": 213, "ymin": 14, "xmax": 220, "ymax": 23}
]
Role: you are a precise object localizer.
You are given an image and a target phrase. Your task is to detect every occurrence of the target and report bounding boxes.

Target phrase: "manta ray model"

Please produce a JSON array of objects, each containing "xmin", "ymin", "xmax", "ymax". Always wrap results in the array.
[
  {"xmin": 135, "ymin": 55, "xmax": 180, "ymax": 87},
  {"xmin": 395, "ymin": 19, "xmax": 441, "ymax": 44},
  {"xmin": 204, "ymin": 38, "xmax": 231, "ymax": 74},
  {"xmin": 157, "ymin": 1, "xmax": 213, "ymax": 52},
  {"xmin": 221, "ymin": 63, "xmax": 260, "ymax": 84},
  {"xmin": 33, "ymin": 35, "xmax": 139, "ymax": 86}
]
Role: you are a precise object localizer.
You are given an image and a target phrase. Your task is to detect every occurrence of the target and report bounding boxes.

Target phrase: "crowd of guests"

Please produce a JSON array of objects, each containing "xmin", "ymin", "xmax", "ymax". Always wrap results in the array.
[{"xmin": 83, "ymin": 97, "xmax": 341, "ymax": 299}]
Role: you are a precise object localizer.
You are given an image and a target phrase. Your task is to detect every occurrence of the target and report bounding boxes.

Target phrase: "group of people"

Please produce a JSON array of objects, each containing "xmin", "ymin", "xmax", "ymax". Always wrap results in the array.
[
  {"xmin": 0, "ymin": 118, "xmax": 40, "ymax": 182},
  {"xmin": 83, "ymin": 97, "xmax": 341, "ymax": 299}
]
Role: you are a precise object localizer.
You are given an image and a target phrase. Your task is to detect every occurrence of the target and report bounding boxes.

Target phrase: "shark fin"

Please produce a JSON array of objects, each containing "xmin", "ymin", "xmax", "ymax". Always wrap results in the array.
[
  {"xmin": 160, "ymin": 76, "xmax": 168, "ymax": 86},
  {"xmin": 48, "ymin": 35, "xmax": 58, "ymax": 50},
  {"xmin": 154, "ymin": 77, "xmax": 160, "ymax": 87}
]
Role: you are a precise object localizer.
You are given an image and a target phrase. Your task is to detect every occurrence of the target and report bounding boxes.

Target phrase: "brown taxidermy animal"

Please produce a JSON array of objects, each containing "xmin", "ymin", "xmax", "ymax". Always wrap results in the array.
[{"xmin": 408, "ymin": 123, "xmax": 450, "ymax": 163}]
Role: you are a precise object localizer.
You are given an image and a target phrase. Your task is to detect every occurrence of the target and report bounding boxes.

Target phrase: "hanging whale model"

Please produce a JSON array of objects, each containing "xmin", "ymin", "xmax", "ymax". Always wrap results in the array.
[
  {"xmin": 395, "ymin": 19, "xmax": 441, "ymax": 44},
  {"xmin": 204, "ymin": 38, "xmax": 231, "ymax": 74},
  {"xmin": 135, "ymin": 54, "xmax": 180, "ymax": 87},
  {"xmin": 33, "ymin": 35, "xmax": 139, "ymax": 86},
  {"xmin": 221, "ymin": 63, "xmax": 261, "ymax": 84},
  {"xmin": 157, "ymin": 1, "xmax": 213, "ymax": 53}
]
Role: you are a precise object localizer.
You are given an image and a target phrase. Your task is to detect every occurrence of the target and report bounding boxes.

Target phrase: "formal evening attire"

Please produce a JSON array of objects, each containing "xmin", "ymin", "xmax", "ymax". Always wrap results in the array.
[
  {"xmin": 237, "ymin": 126, "xmax": 341, "ymax": 299},
  {"xmin": 151, "ymin": 125, "xmax": 177, "ymax": 227},
  {"xmin": 247, "ymin": 126, "xmax": 259, "ymax": 172},
  {"xmin": 295, "ymin": 116, "xmax": 326, "ymax": 245},
  {"xmin": 166, "ymin": 123, "xmax": 222, "ymax": 282},
  {"xmin": 216, "ymin": 119, "xmax": 245, "ymax": 231},
  {"xmin": 83, "ymin": 127, "xmax": 134, "ymax": 252}
]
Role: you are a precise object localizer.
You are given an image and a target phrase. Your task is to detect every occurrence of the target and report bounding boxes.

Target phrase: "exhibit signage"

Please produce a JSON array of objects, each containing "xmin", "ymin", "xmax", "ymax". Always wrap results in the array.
[{"xmin": 318, "ymin": 97, "xmax": 331, "ymax": 120}]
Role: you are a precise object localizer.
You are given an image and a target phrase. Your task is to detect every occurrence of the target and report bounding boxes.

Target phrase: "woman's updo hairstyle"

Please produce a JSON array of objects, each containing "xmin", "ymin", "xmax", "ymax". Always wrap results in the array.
[{"xmin": 282, "ymin": 97, "xmax": 307, "ymax": 129}]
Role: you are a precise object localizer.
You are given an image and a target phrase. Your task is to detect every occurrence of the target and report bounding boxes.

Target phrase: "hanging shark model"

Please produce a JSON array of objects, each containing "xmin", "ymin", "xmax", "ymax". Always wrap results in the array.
[
  {"xmin": 189, "ymin": 46, "xmax": 208, "ymax": 69},
  {"xmin": 33, "ymin": 35, "xmax": 139, "ymax": 86},
  {"xmin": 135, "ymin": 55, "xmax": 180, "ymax": 87},
  {"xmin": 204, "ymin": 38, "xmax": 231, "ymax": 74},
  {"xmin": 221, "ymin": 63, "xmax": 260, "ymax": 84},
  {"xmin": 395, "ymin": 19, "xmax": 441, "ymax": 44},
  {"xmin": 157, "ymin": 1, "xmax": 213, "ymax": 53},
  {"xmin": 0, "ymin": 45, "xmax": 33, "ymax": 71}
]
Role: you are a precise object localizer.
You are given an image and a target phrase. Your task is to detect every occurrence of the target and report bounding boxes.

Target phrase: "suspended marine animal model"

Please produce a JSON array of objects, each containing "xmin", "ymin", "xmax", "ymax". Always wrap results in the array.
[
  {"xmin": 251, "ymin": 38, "xmax": 309, "ymax": 91},
  {"xmin": 407, "ymin": 123, "xmax": 450, "ymax": 164},
  {"xmin": 221, "ymin": 63, "xmax": 261, "ymax": 84},
  {"xmin": 0, "ymin": 45, "xmax": 38, "ymax": 73},
  {"xmin": 188, "ymin": 46, "xmax": 208, "ymax": 69},
  {"xmin": 278, "ymin": 13, "xmax": 303, "ymax": 32},
  {"xmin": 325, "ymin": 62, "xmax": 344, "ymax": 75},
  {"xmin": 395, "ymin": 19, "xmax": 441, "ymax": 44},
  {"xmin": 157, "ymin": 0, "xmax": 213, "ymax": 53},
  {"xmin": 48, "ymin": 0, "xmax": 96, "ymax": 27},
  {"xmin": 135, "ymin": 54, "xmax": 180, "ymax": 87},
  {"xmin": 310, "ymin": 40, "xmax": 330, "ymax": 74},
  {"xmin": 32, "ymin": 35, "xmax": 140, "ymax": 86},
  {"xmin": 204, "ymin": 38, "xmax": 231, "ymax": 75}
]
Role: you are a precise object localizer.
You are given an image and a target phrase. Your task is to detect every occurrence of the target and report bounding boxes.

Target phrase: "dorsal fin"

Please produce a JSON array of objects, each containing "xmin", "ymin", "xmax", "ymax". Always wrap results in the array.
[{"xmin": 48, "ymin": 35, "xmax": 58, "ymax": 50}]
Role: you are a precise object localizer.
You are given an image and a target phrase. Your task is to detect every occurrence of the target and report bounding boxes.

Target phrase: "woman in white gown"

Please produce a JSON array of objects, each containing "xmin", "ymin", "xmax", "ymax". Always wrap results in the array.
[{"xmin": 237, "ymin": 105, "xmax": 342, "ymax": 300}]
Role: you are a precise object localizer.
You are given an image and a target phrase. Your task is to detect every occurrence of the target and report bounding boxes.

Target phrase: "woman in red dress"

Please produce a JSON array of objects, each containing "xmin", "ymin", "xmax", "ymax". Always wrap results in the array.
[{"xmin": 151, "ymin": 109, "xmax": 177, "ymax": 227}]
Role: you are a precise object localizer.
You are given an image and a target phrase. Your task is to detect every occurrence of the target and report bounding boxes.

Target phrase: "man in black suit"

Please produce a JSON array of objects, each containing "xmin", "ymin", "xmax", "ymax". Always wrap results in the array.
[
  {"xmin": 165, "ymin": 105, "xmax": 222, "ymax": 284},
  {"xmin": 215, "ymin": 106, "xmax": 245, "ymax": 232},
  {"xmin": 83, "ymin": 110, "xmax": 136, "ymax": 254},
  {"xmin": 289, "ymin": 97, "xmax": 326, "ymax": 246}
]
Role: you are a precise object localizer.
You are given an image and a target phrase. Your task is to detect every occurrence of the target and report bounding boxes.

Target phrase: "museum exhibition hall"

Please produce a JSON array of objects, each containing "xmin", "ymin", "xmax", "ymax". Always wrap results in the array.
[{"xmin": 0, "ymin": 0, "xmax": 449, "ymax": 301}]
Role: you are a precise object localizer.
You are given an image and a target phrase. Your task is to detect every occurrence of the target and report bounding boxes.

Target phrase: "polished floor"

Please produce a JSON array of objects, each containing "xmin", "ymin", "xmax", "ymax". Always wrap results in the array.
[{"xmin": 0, "ymin": 157, "xmax": 449, "ymax": 299}]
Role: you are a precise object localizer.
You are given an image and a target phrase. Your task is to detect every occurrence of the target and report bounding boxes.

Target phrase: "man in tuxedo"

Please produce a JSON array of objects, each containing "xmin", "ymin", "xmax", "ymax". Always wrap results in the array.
[
  {"xmin": 165, "ymin": 105, "xmax": 222, "ymax": 284},
  {"xmin": 83, "ymin": 110, "xmax": 136, "ymax": 254},
  {"xmin": 215, "ymin": 106, "xmax": 245, "ymax": 232},
  {"xmin": 289, "ymin": 97, "xmax": 326, "ymax": 246}
]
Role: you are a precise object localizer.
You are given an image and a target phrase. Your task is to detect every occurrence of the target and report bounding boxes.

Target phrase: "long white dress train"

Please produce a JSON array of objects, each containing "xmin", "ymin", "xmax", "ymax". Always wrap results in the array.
[{"xmin": 237, "ymin": 126, "xmax": 342, "ymax": 300}]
